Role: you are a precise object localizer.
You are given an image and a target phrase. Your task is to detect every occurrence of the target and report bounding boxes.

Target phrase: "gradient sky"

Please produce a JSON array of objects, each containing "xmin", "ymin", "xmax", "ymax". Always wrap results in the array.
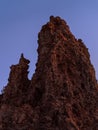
[{"xmin": 0, "ymin": 0, "xmax": 98, "ymax": 92}]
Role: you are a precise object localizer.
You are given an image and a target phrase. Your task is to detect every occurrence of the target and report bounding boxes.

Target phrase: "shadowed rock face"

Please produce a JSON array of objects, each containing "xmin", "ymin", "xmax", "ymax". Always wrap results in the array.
[
  {"xmin": 2, "ymin": 53, "xmax": 30, "ymax": 106},
  {"xmin": 0, "ymin": 16, "xmax": 98, "ymax": 130}
]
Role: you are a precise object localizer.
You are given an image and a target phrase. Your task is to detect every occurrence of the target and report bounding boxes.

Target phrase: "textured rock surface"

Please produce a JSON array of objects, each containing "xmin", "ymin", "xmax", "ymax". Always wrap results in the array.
[
  {"xmin": 2, "ymin": 53, "xmax": 30, "ymax": 106},
  {"xmin": 0, "ymin": 16, "xmax": 98, "ymax": 130}
]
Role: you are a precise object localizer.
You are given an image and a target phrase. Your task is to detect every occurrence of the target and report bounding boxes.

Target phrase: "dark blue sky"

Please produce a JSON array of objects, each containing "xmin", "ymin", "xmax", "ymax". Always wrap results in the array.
[{"xmin": 0, "ymin": 0, "xmax": 98, "ymax": 92}]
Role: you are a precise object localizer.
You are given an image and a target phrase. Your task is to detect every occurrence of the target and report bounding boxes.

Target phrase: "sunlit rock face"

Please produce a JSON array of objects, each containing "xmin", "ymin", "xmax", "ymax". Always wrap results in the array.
[{"xmin": 0, "ymin": 16, "xmax": 97, "ymax": 130}]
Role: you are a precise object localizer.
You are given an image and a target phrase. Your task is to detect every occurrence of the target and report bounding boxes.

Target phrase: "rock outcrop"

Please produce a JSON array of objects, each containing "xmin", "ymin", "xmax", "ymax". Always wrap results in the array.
[
  {"xmin": 2, "ymin": 53, "xmax": 30, "ymax": 105},
  {"xmin": 0, "ymin": 16, "xmax": 98, "ymax": 130}
]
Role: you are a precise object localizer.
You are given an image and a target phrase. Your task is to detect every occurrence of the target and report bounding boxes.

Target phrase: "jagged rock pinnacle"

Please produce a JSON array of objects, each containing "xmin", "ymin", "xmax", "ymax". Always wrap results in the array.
[
  {"xmin": 0, "ymin": 16, "xmax": 97, "ymax": 130},
  {"xmin": 2, "ymin": 54, "xmax": 30, "ymax": 105},
  {"xmin": 38, "ymin": 16, "xmax": 76, "ymax": 47},
  {"xmin": 19, "ymin": 53, "xmax": 30, "ymax": 65}
]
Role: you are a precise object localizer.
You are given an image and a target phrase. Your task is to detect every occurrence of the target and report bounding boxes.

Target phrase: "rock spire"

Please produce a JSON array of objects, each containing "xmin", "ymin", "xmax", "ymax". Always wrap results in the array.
[{"xmin": 0, "ymin": 16, "xmax": 97, "ymax": 130}]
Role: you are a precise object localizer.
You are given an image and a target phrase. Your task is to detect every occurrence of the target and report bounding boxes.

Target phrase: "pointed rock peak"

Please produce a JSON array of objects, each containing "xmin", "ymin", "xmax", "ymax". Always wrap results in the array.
[
  {"xmin": 21, "ymin": 53, "xmax": 24, "ymax": 58},
  {"xmin": 2, "ymin": 54, "xmax": 30, "ymax": 105},
  {"xmin": 19, "ymin": 53, "xmax": 30, "ymax": 65},
  {"xmin": 38, "ymin": 16, "xmax": 76, "ymax": 50},
  {"xmin": 49, "ymin": 15, "xmax": 68, "ymax": 26}
]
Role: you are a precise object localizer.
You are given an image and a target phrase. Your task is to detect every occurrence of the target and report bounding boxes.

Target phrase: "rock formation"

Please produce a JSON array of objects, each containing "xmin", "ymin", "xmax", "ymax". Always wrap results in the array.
[
  {"xmin": 2, "ymin": 53, "xmax": 30, "ymax": 105},
  {"xmin": 0, "ymin": 16, "xmax": 98, "ymax": 130}
]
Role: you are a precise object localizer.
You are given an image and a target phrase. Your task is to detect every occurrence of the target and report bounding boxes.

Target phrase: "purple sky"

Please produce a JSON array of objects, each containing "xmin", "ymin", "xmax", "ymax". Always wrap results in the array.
[{"xmin": 0, "ymin": 0, "xmax": 98, "ymax": 92}]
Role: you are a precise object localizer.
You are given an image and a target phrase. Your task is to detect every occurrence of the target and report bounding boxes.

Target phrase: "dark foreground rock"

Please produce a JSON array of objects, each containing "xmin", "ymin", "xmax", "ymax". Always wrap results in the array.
[{"xmin": 0, "ymin": 16, "xmax": 98, "ymax": 130}]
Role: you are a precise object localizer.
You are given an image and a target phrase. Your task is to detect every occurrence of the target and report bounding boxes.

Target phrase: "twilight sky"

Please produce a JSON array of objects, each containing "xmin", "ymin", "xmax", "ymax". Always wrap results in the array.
[{"xmin": 0, "ymin": 0, "xmax": 98, "ymax": 92}]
